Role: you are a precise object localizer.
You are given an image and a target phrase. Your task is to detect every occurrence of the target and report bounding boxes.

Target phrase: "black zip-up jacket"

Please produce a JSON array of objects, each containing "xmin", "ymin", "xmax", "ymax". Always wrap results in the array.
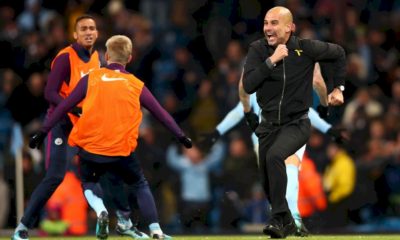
[{"xmin": 243, "ymin": 35, "xmax": 346, "ymax": 125}]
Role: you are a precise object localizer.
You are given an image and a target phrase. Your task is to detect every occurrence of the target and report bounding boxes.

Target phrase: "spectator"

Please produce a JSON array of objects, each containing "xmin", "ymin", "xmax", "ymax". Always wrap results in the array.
[
  {"xmin": 219, "ymin": 135, "xmax": 258, "ymax": 229},
  {"xmin": 17, "ymin": 0, "xmax": 57, "ymax": 33},
  {"xmin": 167, "ymin": 142, "xmax": 225, "ymax": 232},
  {"xmin": 39, "ymin": 204, "xmax": 69, "ymax": 236},
  {"xmin": 221, "ymin": 135, "xmax": 258, "ymax": 199},
  {"xmin": 243, "ymin": 183, "xmax": 269, "ymax": 224},
  {"xmin": 6, "ymin": 71, "xmax": 47, "ymax": 127},
  {"xmin": 323, "ymin": 142, "xmax": 356, "ymax": 227},
  {"xmin": 46, "ymin": 170, "xmax": 88, "ymax": 235},
  {"xmin": 298, "ymin": 154, "xmax": 327, "ymax": 230},
  {"xmin": 349, "ymin": 139, "xmax": 388, "ymax": 224},
  {"xmin": 342, "ymin": 87, "xmax": 383, "ymax": 130},
  {"xmin": 0, "ymin": 69, "xmax": 21, "ymax": 170},
  {"xmin": 188, "ymin": 79, "xmax": 219, "ymax": 135},
  {"xmin": 22, "ymin": 151, "xmax": 43, "ymax": 206}
]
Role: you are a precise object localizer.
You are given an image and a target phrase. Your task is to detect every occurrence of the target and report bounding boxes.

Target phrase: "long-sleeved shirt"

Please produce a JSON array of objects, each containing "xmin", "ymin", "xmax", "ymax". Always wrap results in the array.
[
  {"xmin": 41, "ymin": 63, "xmax": 184, "ymax": 139},
  {"xmin": 44, "ymin": 42, "xmax": 94, "ymax": 108}
]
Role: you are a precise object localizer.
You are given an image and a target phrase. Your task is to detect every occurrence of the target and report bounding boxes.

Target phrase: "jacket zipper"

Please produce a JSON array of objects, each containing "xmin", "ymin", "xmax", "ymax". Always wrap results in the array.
[{"xmin": 278, "ymin": 58, "xmax": 286, "ymax": 124}]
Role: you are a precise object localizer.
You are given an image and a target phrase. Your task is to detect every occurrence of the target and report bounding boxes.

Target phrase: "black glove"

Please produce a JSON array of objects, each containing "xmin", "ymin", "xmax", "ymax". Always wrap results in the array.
[
  {"xmin": 70, "ymin": 107, "xmax": 82, "ymax": 117},
  {"xmin": 178, "ymin": 136, "xmax": 192, "ymax": 148},
  {"xmin": 29, "ymin": 131, "xmax": 47, "ymax": 149},
  {"xmin": 327, "ymin": 127, "xmax": 348, "ymax": 145},
  {"xmin": 317, "ymin": 105, "xmax": 329, "ymax": 119},
  {"xmin": 244, "ymin": 111, "xmax": 259, "ymax": 132},
  {"xmin": 198, "ymin": 130, "xmax": 220, "ymax": 151}
]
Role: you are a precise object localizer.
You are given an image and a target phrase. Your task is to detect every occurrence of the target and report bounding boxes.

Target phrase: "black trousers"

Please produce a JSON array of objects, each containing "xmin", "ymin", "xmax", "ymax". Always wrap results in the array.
[{"xmin": 257, "ymin": 118, "xmax": 311, "ymax": 222}]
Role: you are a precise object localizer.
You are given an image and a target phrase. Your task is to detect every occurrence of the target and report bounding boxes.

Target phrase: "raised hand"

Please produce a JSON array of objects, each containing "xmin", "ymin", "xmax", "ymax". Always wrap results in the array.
[
  {"xmin": 270, "ymin": 44, "xmax": 288, "ymax": 64},
  {"xmin": 328, "ymin": 88, "xmax": 344, "ymax": 106}
]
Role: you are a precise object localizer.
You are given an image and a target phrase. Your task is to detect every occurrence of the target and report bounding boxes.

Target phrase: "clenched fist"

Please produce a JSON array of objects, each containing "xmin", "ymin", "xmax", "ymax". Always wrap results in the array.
[
  {"xmin": 328, "ymin": 88, "xmax": 344, "ymax": 106},
  {"xmin": 270, "ymin": 44, "xmax": 288, "ymax": 64}
]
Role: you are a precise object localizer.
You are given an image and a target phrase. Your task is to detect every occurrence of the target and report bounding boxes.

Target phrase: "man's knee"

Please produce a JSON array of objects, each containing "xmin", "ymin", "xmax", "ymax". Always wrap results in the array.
[{"xmin": 265, "ymin": 150, "xmax": 285, "ymax": 164}]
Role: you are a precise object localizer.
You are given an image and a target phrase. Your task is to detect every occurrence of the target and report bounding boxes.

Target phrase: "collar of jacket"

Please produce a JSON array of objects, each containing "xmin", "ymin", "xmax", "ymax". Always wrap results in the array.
[{"xmin": 72, "ymin": 42, "xmax": 92, "ymax": 62}]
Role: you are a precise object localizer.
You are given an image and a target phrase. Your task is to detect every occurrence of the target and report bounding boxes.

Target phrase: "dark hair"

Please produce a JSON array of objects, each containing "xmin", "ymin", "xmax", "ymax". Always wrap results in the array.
[{"xmin": 74, "ymin": 14, "xmax": 96, "ymax": 29}]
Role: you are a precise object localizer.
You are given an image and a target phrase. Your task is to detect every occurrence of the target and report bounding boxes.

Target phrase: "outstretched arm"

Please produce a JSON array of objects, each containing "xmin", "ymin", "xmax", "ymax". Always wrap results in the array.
[
  {"xmin": 140, "ymin": 86, "xmax": 185, "ymax": 138},
  {"xmin": 30, "ymin": 77, "xmax": 87, "ymax": 149},
  {"xmin": 216, "ymin": 102, "xmax": 245, "ymax": 136},
  {"xmin": 213, "ymin": 69, "xmax": 259, "ymax": 136}
]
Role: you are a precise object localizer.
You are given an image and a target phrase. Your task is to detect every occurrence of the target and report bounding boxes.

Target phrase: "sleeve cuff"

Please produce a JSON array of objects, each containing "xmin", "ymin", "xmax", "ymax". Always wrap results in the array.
[{"xmin": 265, "ymin": 58, "xmax": 276, "ymax": 69}]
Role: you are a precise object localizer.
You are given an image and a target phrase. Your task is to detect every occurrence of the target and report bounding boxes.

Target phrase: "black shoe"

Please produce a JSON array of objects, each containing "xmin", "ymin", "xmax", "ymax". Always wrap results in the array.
[
  {"xmin": 263, "ymin": 220, "xmax": 285, "ymax": 239},
  {"xmin": 283, "ymin": 217, "xmax": 297, "ymax": 237},
  {"xmin": 295, "ymin": 221, "xmax": 310, "ymax": 237}
]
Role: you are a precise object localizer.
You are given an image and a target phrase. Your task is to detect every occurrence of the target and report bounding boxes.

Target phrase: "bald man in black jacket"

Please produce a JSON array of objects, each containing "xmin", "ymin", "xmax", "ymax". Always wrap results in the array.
[{"xmin": 243, "ymin": 6, "xmax": 346, "ymax": 239}]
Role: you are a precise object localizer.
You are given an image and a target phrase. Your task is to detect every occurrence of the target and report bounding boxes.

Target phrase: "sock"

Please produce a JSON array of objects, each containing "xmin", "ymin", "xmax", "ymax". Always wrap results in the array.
[
  {"xmin": 84, "ymin": 189, "xmax": 107, "ymax": 217},
  {"xmin": 15, "ymin": 222, "xmax": 27, "ymax": 232},
  {"xmin": 286, "ymin": 164, "xmax": 301, "ymax": 227}
]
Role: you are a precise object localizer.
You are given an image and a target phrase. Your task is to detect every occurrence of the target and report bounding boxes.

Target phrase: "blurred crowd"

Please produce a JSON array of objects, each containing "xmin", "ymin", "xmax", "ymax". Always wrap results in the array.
[{"xmin": 0, "ymin": 0, "xmax": 400, "ymax": 235}]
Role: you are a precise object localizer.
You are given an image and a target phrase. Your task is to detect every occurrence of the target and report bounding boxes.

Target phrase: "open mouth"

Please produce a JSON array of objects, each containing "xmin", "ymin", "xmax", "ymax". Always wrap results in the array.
[{"xmin": 266, "ymin": 33, "xmax": 276, "ymax": 41}]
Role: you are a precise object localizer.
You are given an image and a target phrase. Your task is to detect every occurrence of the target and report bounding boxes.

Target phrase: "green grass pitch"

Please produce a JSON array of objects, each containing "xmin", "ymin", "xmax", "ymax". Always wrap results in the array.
[{"xmin": 2, "ymin": 235, "xmax": 400, "ymax": 240}]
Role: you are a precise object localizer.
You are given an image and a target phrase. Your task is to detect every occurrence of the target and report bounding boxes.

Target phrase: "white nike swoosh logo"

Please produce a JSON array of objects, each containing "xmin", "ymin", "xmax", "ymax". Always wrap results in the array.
[
  {"xmin": 80, "ymin": 68, "xmax": 94, "ymax": 77},
  {"xmin": 101, "ymin": 74, "xmax": 127, "ymax": 82}
]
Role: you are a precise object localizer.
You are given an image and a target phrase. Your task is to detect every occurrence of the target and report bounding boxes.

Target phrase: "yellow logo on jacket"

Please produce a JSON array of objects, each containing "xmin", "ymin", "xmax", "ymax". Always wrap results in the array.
[{"xmin": 295, "ymin": 49, "xmax": 303, "ymax": 56}]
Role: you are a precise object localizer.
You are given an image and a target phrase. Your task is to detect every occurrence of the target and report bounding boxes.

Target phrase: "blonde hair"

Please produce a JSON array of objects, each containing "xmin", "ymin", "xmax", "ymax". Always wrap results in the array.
[{"xmin": 105, "ymin": 35, "xmax": 132, "ymax": 64}]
